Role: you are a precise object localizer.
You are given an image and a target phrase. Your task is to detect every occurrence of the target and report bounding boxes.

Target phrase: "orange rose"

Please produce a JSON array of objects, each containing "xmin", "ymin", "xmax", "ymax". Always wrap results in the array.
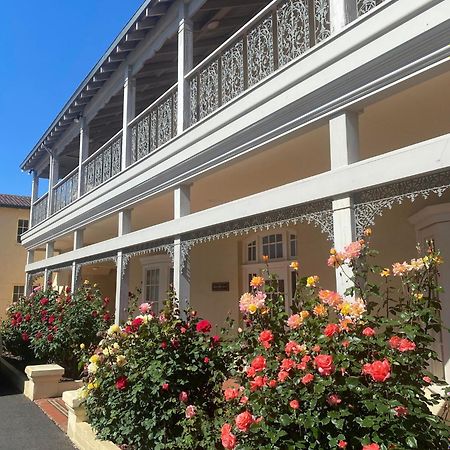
[
  {"xmin": 314, "ymin": 354, "xmax": 334, "ymax": 376},
  {"xmin": 235, "ymin": 411, "xmax": 254, "ymax": 432}
]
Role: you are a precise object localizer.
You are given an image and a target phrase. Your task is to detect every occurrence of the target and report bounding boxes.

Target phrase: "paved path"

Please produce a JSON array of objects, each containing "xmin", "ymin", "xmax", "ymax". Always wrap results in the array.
[{"xmin": 0, "ymin": 375, "xmax": 75, "ymax": 450}]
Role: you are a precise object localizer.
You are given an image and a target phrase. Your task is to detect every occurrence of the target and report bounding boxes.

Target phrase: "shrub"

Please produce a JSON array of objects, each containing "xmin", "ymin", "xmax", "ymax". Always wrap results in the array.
[
  {"xmin": 83, "ymin": 296, "xmax": 227, "ymax": 450},
  {"xmin": 219, "ymin": 235, "xmax": 449, "ymax": 449},
  {"xmin": 0, "ymin": 282, "xmax": 112, "ymax": 378}
]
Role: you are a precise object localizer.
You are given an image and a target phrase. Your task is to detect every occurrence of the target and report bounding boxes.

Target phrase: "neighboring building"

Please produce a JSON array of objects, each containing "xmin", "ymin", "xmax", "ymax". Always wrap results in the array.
[
  {"xmin": 20, "ymin": 1, "xmax": 450, "ymax": 380},
  {"xmin": 0, "ymin": 194, "xmax": 30, "ymax": 318}
]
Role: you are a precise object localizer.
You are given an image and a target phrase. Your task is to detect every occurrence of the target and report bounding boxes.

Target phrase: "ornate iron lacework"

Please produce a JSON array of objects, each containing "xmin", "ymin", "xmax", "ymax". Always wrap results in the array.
[
  {"xmin": 357, "ymin": 0, "xmax": 384, "ymax": 16},
  {"xmin": 199, "ymin": 61, "xmax": 219, "ymax": 120},
  {"xmin": 183, "ymin": 200, "xmax": 334, "ymax": 247},
  {"xmin": 277, "ymin": 0, "xmax": 310, "ymax": 67},
  {"xmin": 221, "ymin": 40, "xmax": 244, "ymax": 105},
  {"xmin": 313, "ymin": 0, "xmax": 331, "ymax": 43},
  {"xmin": 354, "ymin": 171, "xmax": 450, "ymax": 237},
  {"xmin": 122, "ymin": 241, "xmax": 175, "ymax": 277},
  {"xmin": 247, "ymin": 16, "xmax": 274, "ymax": 87}
]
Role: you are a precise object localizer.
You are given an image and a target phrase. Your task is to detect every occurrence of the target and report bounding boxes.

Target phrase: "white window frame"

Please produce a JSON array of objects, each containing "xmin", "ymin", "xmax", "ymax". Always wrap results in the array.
[{"xmin": 140, "ymin": 254, "xmax": 172, "ymax": 314}]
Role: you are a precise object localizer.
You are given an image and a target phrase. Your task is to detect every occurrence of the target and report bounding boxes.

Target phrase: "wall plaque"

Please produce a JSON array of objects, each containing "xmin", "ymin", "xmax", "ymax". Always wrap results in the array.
[{"xmin": 212, "ymin": 282, "xmax": 229, "ymax": 292}]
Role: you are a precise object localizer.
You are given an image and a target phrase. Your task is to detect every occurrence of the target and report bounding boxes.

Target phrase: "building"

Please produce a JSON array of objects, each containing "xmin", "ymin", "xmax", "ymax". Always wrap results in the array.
[
  {"xmin": 20, "ymin": 0, "xmax": 450, "ymax": 380},
  {"xmin": 0, "ymin": 194, "xmax": 30, "ymax": 318}
]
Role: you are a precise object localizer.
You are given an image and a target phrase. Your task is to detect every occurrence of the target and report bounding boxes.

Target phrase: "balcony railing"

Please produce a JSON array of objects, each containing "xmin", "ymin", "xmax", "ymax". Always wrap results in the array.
[
  {"xmin": 82, "ymin": 131, "xmax": 122, "ymax": 195},
  {"xmin": 52, "ymin": 168, "xmax": 79, "ymax": 214},
  {"xmin": 129, "ymin": 84, "xmax": 178, "ymax": 164},
  {"xmin": 357, "ymin": 0, "xmax": 385, "ymax": 16},
  {"xmin": 187, "ymin": 0, "xmax": 331, "ymax": 126},
  {"xmin": 31, "ymin": 193, "xmax": 48, "ymax": 227}
]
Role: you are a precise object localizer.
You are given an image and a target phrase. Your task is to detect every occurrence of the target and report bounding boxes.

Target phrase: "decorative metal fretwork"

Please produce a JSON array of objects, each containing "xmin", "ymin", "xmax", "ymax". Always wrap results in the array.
[
  {"xmin": 52, "ymin": 169, "xmax": 78, "ymax": 214},
  {"xmin": 277, "ymin": 0, "xmax": 310, "ymax": 67},
  {"xmin": 354, "ymin": 171, "xmax": 450, "ymax": 237},
  {"xmin": 31, "ymin": 194, "xmax": 48, "ymax": 227},
  {"xmin": 184, "ymin": 199, "xmax": 334, "ymax": 246},
  {"xmin": 247, "ymin": 16, "xmax": 274, "ymax": 87},
  {"xmin": 130, "ymin": 85, "xmax": 178, "ymax": 164},
  {"xmin": 221, "ymin": 40, "xmax": 245, "ymax": 105},
  {"xmin": 357, "ymin": 0, "xmax": 384, "ymax": 16},
  {"xmin": 83, "ymin": 133, "xmax": 122, "ymax": 194},
  {"xmin": 188, "ymin": 0, "xmax": 331, "ymax": 126},
  {"xmin": 122, "ymin": 241, "xmax": 175, "ymax": 277}
]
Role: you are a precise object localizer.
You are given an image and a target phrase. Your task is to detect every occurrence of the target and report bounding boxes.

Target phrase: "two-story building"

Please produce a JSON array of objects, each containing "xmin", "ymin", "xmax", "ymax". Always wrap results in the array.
[
  {"xmin": 0, "ymin": 194, "xmax": 30, "ymax": 319},
  {"xmin": 20, "ymin": 0, "xmax": 450, "ymax": 380}
]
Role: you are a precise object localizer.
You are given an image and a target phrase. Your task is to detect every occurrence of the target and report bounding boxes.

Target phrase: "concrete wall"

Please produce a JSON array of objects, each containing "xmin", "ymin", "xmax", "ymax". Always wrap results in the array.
[{"xmin": 0, "ymin": 206, "xmax": 30, "ymax": 319}]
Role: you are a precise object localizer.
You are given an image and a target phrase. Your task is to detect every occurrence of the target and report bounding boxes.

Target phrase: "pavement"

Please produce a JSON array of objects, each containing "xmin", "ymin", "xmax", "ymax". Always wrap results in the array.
[{"xmin": 0, "ymin": 375, "xmax": 75, "ymax": 450}]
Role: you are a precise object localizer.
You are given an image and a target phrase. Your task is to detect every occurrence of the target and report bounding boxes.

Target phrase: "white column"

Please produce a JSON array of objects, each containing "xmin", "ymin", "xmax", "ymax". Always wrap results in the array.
[
  {"xmin": 25, "ymin": 250, "xmax": 35, "ymax": 295},
  {"xmin": 115, "ymin": 251, "xmax": 129, "ymax": 324},
  {"xmin": 47, "ymin": 154, "xmax": 59, "ymax": 216},
  {"xmin": 114, "ymin": 209, "xmax": 132, "ymax": 324},
  {"xmin": 122, "ymin": 65, "xmax": 136, "ymax": 170},
  {"xmin": 30, "ymin": 171, "xmax": 39, "ymax": 225},
  {"xmin": 330, "ymin": 111, "xmax": 359, "ymax": 294},
  {"xmin": 173, "ymin": 185, "xmax": 191, "ymax": 314},
  {"xmin": 70, "ymin": 262, "xmax": 79, "ymax": 293},
  {"xmin": 330, "ymin": 0, "xmax": 358, "ymax": 34},
  {"xmin": 409, "ymin": 204, "xmax": 450, "ymax": 382},
  {"xmin": 77, "ymin": 117, "xmax": 89, "ymax": 198},
  {"xmin": 177, "ymin": 5, "xmax": 194, "ymax": 134},
  {"xmin": 73, "ymin": 229, "xmax": 84, "ymax": 251}
]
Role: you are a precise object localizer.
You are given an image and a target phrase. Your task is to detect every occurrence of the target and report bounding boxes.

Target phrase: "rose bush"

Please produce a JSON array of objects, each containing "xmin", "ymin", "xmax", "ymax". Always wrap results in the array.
[
  {"xmin": 219, "ymin": 234, "xmax": 449, "ymax": 449},
  {"xmin": 0, "ymin": 281, "xmax": 111, "ymax": 377},
  {"xmin": 82, "ymin": 296, "xmax": 228, "ymax": 450}
]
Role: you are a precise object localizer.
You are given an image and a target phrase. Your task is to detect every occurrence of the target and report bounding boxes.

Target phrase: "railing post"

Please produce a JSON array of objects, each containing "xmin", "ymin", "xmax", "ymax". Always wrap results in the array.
[
  {"xmin": 25, "ymin": 251, "xmax": 35, "ymax": 295},
  {"xmin": 329, "ymin": 0, "xmax": 358, "ymax": 34},
  {"xmin": 122, "ymin": 65, "xmax": 136, "ymax": 170},
  {"xmin": 77, "ymin": 117, "xmax": 89, "ymax": 198},
  {"xmin": 47, "ymin": 154, "xmax": 59, "ymax": 217},
  {"xmin": 30, "ymin": 170, "xmax": 39, "ymax": 226},
  {"xmin": 177, "ymin": 4, "xmax": 193, "ymax": 134}
]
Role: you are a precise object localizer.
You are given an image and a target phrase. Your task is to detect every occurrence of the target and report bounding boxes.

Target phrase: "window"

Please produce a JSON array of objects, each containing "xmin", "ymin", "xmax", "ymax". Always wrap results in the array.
[
  {"xmin": 141, "ymin": 255, "xmax": 172, "ymax": 314},
  {"xmin": 12, "ymin": 285, "xmax": 24, "ymax": 302},
  {"xmin": 262, "ymin": 233, "xmax": 283, "ymax": 259},
  {"xmin": 247, "ymin": 240, "xmax": 257, "ymax": 262},
  {"xmin": 17, "ymin": 219, "xmax": 29, "ymax": 243},
  {"xmin": 144, "ymin": 268, "xmax": 161, "ymax": 311},
  {"xmin": 289, "ymin": 234, "xmax": 297, "ymax": 258}
]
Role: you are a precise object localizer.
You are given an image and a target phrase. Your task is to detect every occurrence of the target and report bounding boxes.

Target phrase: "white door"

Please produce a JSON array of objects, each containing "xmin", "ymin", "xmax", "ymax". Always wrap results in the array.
[{"xmin": 141, "ymin": 255, "xmax": 172, "ymax": 314}]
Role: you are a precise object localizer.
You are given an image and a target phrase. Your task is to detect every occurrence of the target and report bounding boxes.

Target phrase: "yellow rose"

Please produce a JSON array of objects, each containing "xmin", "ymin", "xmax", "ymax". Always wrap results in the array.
[
  {"xmin": 80, "ymin": 343, "xmax": 85, "ymax": 350},
  {"xmin": 89, "ymin": 354, "xmax": 100, "ymax": 364},
  {"xmin": 107, "ymin": 324, "xmax": 121, "ymax": 335},
  {"xmin": 248, "ymin": 304, "xmax": 258, "ymax": 314},
  {"xmin": 116, "ymin": 355, "xmax": 127, "ymax": 367}
]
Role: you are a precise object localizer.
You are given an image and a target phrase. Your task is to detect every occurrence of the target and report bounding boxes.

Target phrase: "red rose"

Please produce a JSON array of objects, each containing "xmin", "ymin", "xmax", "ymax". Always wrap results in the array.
[
  {"xmin": 162, "ymin": 382, "xmax": 169, "ymax": 391},
  {"xmin": 131, "ymin": 317, "xmax": 144, "ymax": 329},
  {"xmin": 397, "ymin": 338, "xmax": 416, "ymax": 352},
  {"xmin": 362, "ymin": 444, "xmax": 380, "ymax": 450},
  {"xmin": 268, "ymin": 379, "xmax": 277, "ymax": 388},
  {"xmin": 196, "ymin": 319, "xmax": 212, "ymax": 333},
  {"xmin": 258, "ymin": 330, "xmax": 273, "ymax": 349},
  {"xmin": 289, "ymin": 399, "xmax": 300, "ymax": 409},
  {"xmin": 250, "ymin": 355, "xmax": 266, "ymax": 372},
  {"xmin": 280, "ymin": 358, "xmax": 295, "ymax": 371},
  {"xmin": 47, "ymin": 333, "xmax": 54, "ymax": 342},
  {"xmin": 115, "ymin": 376, "xmax": 128, "ymax": 390},
  {"xmin": 203, "ymin": 357, "xmax": 210, "ymax": 364},
  {"xmin": 301, "ymin": 373, "xmax": 314, "ymax": 385},
  {"xmin": 91, "ymin": 310, "xmax": 98, "ymax": 318},
  {"xmin": 278, "ymin": 370, "xmax": 289, "ymax": 382},
  {"xmin": 235, "ymin": 411, "xmax": 254, "ymax": 432},
  {"xmin": 362, "ymin": 359, "xmax": 391, "ymax": 382},
  {"xmin": 362, "ymin": 327, "xmax": 375, "ymax": 337},
  {"xmin": 211, "ymin": 335, "xmax": 220, "ymax": 345},
  {"xmin": 103, "ymin": 313, "xmax": 111, "ymax": 321},
  {"xmin": 327, "ymin": 394, "xmax": 342, "ymax": 406},
  {"xmin": 314, "ymin": 354, "xmax": 334, "ymax": 376},
  {"xmin": 21, "ymin": 332, "xmax": 29, "ymax": 342},
  {"xmin": 161, "ymin": 341, "xmax": 167, "ymax": 349},
  {"xmin": 338, "ymin": 441, "xmax": 347, "ymax": 448},
  {"xmin": 324, "ymin": 323, "xmax": 340, "ymax": 337},
  {"xmin": 24, "ymin": 313, "xmax": 31, "ymax": 322},
  {"xmin": 394, "ymin": 405, "xmax": 408, "ymax": 416},
  {"xmin": 171, "ymin": 338, "xmax": 180, "ymax": 348},
  {"xmin": 40, "ymin": 298, "xmax": 49, "ymax": 306},
  {"xmin": 179, "ymin": 391, "xmax": 189, "ymax": 403},
  {"xmin": 221, "ymin": 423, "xmax": 237, "ymax": 450},
  {"xmin": 250, "ymin": 375, "xmax": 267, "ymax": 391},
  {"xmin": 389, "ymin": 335, "xmax": 401, "ymax": 349},
  {"xmin": 48, "ymin": 314, "xmax": 55, "ymax": 324}
]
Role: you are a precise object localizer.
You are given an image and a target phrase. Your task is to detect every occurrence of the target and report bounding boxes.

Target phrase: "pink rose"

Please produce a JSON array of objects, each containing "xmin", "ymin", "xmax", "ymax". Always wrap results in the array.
[
  {"xmin": 301, "ymin": 373, "xmax": 314, "ymax": 385},
  {"xmin": 362, "ymin": 327, "xmax": 375, "ymax": 337},
  {"xmin": 139, "ymin": 302, "xmax": 151, "ymax": 314},
  {"xmin": 327, "ymin": 394, "xmax": 342, "ymax": 406},
  {"xmin": 179, "ymin": 391, "xmax": 189, "ymax": 403},
  {"xmin": 221, "ymin": 424, "xmax": 237, "ymax": 450},
  {"xmin": 362, "ymin": 444, "xmax": 380, "ymax": 450},
  {"xmin": 289, "ymin": 399, "xmax": 300, "ymax": 409},
  {"xmin": 398, "ymin": 338, "xmax": 416, "ymax": 352},
  {"xmin": 185, "ymin": 405, "xmax": 196, "ymax": 418}
]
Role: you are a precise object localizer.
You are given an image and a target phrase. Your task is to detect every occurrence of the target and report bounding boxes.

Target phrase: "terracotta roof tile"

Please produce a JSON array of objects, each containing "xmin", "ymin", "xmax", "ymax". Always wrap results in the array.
[{"xmin": 0, "ymin": 194, "xmax": 31, "ymax": 209}]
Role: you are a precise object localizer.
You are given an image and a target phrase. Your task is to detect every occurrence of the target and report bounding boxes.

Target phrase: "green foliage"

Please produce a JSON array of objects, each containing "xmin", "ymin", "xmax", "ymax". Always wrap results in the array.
[{"xmin": 0, "ymin": 282, "xmax": 112, "ymax": 377}]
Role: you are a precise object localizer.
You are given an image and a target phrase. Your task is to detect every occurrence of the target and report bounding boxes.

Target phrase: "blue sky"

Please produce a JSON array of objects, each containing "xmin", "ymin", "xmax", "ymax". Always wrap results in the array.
[{"xmin": 0, "ymin": 0, "xmax": 143, "ymax": 196}]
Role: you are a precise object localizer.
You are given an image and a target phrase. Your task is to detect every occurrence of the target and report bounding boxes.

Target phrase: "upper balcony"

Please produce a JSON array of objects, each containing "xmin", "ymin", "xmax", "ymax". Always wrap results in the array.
[{"xmin": 23, "ymin": 0, "xmax": 448, "ymax": 240}]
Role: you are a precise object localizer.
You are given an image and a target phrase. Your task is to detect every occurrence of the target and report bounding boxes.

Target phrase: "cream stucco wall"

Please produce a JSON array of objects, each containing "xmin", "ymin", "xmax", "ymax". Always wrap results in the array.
[{"xmin": 0, "ymin": 206, "xmax": 30, "ymax": 319}]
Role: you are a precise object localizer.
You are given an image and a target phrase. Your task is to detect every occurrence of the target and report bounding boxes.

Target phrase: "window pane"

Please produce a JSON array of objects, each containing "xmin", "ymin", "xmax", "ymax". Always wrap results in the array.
[{"xmin": 276, "ymin": 243, "xmax": 283, "ymax": 258}]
